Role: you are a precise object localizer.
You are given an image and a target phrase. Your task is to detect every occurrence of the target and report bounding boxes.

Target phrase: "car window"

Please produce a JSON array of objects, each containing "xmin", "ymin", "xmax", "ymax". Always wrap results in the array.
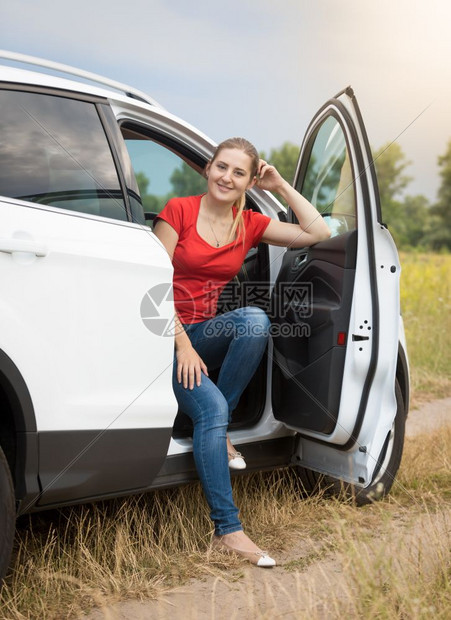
[
  {"xmin": 298, "ymin": 116, "xmax": 356, "ymax": 237},
  {"xmin": 121, "ymin": 126, "xmax": 207, "ymax": 223},
  {"xmin": 0, "ymin": 89, "xmax": 127, "ymax": 221}
]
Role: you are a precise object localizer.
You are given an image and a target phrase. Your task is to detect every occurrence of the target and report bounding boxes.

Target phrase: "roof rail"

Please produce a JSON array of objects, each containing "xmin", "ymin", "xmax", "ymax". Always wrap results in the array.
[{"xmin": 0, "ymin": 50, "xmax": 162, "ymax": 107}]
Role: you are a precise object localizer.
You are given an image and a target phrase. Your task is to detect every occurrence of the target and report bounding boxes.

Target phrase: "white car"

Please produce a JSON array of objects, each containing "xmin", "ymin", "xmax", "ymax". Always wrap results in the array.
[{"xmin": 0, "ymin": 51, "xmax": 409, "ymax": 578}]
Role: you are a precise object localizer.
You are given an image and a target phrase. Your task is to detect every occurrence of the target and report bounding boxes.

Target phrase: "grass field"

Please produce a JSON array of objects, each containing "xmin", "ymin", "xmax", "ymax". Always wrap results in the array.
[
  {"xmin": 0, "ymin": 253, "xmax": 449, "ymax": 619},
  {"xmin": 400, "ymin": 253, "xmax": 451, "ymax": 405},
  {"xmin": 1, "ymin": 428, "xmax": 449, "ymax": 619}
]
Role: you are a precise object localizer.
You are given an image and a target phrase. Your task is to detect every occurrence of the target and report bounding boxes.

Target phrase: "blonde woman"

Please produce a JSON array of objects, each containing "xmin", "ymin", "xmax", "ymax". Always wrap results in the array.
[{"xmin": 154, "ymin": 137, "xmax": 330, "ymax": 567}]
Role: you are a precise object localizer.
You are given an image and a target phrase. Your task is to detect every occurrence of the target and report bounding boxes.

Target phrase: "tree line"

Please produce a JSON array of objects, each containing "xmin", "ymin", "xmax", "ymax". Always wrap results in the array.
[
  {"xmin": 260, "ymin": 140, "xmax": 451, "ymax": 251},
  {"xmin": 137, "ymin": 140, "xmax": 450, "ymax": 252}
]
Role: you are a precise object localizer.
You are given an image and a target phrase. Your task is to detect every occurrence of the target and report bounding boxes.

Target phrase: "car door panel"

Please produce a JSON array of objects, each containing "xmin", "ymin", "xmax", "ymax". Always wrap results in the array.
[
  {"xmin": 0, "ymin": 86, "xmax": 179, "ymax": 504},
  {"xmin": 272, "ymin": 231, "xmax": 356, "ymax": 434},
  {"xmin": 271, "ymin": 88, "xmax": 401, "ymax": 487},
  {"xmin": 0, "ymin": 198, "xmax": 177, "ymax": 505}
]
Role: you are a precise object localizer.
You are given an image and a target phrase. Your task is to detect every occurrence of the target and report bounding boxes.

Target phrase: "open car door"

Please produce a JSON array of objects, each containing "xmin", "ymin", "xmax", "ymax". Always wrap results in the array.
[{"xmin": 271, "ymin": 87, "xmax": 402, "ymax": 489}]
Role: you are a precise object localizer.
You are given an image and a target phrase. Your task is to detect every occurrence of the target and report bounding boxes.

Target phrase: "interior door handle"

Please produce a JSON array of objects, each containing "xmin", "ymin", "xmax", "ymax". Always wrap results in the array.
[
  {"xmin": 292, "ymin": 253, "xmax": 308, "ymax": 270},
  {"xmin": 0, "ymin": 238, "xmax": 48, "ymax": 257}
]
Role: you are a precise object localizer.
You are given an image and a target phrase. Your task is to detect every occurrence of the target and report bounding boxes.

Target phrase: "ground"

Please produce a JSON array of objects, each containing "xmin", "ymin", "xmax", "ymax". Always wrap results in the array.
[{"xmin": 82, "ymin": 398, "xmax": 451, "ymax": 620}]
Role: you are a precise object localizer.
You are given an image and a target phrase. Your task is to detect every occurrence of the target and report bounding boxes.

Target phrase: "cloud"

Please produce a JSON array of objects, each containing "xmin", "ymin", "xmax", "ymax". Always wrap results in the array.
[{"xmin": 3, "ymin": 0, "xmax": 451, "ymax": 199}]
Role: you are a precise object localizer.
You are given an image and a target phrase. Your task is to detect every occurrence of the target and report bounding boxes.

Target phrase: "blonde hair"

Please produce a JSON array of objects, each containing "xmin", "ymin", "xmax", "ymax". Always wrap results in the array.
[{"xmin": 209, "ymin": 137, "xmax": 259, "ymax": 244}]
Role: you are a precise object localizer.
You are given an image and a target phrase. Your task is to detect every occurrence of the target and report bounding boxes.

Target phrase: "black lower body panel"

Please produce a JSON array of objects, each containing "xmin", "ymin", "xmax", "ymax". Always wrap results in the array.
[
  {"xmin": 152, "ymin": 436, "xmax": 296, "ymax": 489},
  {"xmin": 37, "ymin": 427, "xmax": 172, "ymax": 507}
]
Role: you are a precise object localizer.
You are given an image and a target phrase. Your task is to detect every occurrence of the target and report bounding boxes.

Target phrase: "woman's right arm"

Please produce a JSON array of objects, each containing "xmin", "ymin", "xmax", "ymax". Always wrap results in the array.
[{"xmin": 153, "ymin": 220, "xmax": 208, "ymax": 389}]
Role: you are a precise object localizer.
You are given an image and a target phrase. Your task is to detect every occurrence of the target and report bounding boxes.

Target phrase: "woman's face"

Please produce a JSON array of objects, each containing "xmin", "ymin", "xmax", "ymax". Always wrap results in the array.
[{"xmin": 206, "ymin": 148, "xmax": 256, "ymax": 205}]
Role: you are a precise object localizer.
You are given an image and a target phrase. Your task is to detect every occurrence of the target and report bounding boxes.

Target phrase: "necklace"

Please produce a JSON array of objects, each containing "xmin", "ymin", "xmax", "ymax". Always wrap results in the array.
[
  {"xmin": 203, "ymin": 197, "xmax": 232, "ymax": 248},
  {"xmin": 207, "ymin": 214, "xmax": 221, "ymax": 247}
]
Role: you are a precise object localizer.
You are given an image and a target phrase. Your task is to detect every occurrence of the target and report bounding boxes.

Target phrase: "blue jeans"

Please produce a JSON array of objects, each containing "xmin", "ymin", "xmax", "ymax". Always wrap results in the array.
[{"xmin": 173, "ymin": 307, "xmax": 270, "ymax": 536}]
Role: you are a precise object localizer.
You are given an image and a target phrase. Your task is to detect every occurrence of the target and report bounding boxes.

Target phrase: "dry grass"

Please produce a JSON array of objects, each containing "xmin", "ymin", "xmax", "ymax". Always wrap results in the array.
[
  {"xmin": 304, "ymin": 503, "xmax": 450, "ymax": 620},
  {"xmin": 1, "ymin": 427, "xmax": 450, "ymax": 619},
  {"xmin": 1, "ymin": 252, "xmax": 450, "ymax": 619},
  {"xmin": 329, "ymin": 427, "xmax": 451, "ymax": 619}
]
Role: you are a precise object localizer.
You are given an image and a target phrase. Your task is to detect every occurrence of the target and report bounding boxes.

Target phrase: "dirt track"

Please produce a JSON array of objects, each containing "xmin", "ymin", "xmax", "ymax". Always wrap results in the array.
[{"xmin": 83, "ymin": 398, "xmax": 451, "ymax": 620}]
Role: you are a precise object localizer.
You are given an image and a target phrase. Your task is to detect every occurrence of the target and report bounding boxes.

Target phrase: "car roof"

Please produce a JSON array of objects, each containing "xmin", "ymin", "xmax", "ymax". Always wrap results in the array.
[
  {"xmin": 0, "ymin": 49, "xmax": 162, "ymax": 108},
  {"xmin": 0, "ymin": 51, "xmax": 285, "ymax": 222}
]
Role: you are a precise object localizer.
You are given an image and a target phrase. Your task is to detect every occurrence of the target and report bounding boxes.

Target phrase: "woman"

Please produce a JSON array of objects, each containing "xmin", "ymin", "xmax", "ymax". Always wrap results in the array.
[{"xmin": 154, "ymin": 137, "xmax": 330, "ymax": 567}]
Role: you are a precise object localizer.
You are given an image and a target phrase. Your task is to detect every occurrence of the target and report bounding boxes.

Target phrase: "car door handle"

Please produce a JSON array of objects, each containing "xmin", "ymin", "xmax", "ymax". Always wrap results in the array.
[
  {"xmin": 292, "ymin": 253, "xmax": 308, "ymax": 271},
  {"xmin": 0, "ymin": 238, "xmax": 48, "ymax": 257}
]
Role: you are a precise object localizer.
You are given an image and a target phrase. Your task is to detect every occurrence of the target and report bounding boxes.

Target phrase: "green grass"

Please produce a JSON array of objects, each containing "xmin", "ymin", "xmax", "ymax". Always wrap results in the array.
[{"xmin": 400, "ymin": 252, "xmax": 451, "ymax": 404}]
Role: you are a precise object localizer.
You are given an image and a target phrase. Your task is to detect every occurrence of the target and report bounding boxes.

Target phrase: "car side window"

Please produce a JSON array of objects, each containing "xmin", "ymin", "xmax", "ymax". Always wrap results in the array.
[
  {"xmin": 121, "ymin": 125, "xmax": 207, "ymax": 224},
  {"xmin": 297, "ymin": 116, "xmax": 356, "ymax": 237},
  {"xmin": 0, "ymin": 89, "xmax": 127, "ymax": 221}
]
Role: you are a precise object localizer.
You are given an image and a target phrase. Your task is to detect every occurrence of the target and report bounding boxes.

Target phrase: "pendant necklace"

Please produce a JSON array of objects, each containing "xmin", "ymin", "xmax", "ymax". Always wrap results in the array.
[
  {"xmin": 207, "ymin": 214, "xmax": 221, "ymax": 247},
  {"xmin": 202, "ymin": 196, "xmax": 232, "ymax": 248}
]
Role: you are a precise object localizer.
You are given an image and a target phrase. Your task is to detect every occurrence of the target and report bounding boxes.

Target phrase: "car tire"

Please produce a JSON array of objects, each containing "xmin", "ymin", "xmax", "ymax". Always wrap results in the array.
[
  {"xmin": 296, "ymin": 379, "xmax": 406, "ymax": 506},
  {"xmin": 0, "ymin": 444, "xmax": 15, "ymax": 580}
]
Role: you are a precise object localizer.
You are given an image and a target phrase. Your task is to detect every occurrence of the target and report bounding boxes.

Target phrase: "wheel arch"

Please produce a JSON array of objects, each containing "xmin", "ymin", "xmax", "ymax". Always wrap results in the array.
[
  {"xmin": 396, "ymin": 343, "xmax": 410, "ymax": 417},
  {"xmin": 0, "ymin": 349, "xmax": 39, "ymax": 511}
]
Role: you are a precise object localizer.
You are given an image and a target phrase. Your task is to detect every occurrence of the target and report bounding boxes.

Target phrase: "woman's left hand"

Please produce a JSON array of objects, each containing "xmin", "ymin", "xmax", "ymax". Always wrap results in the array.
[{"xmin": 256, "ymin": 160, "xmax": 286, "ymax": 193}]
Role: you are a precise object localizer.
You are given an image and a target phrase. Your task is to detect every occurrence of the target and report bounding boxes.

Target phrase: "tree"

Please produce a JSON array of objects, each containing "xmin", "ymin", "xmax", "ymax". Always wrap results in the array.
[
  {"xmin": 373, "ymin": 142, "xmax": 412, "ymax": 206},
  {"xmin": 373, "ymin": 142, "xmax": 413, "ymax": 242},
  {"xmin": 427, "ymin": 140, "xmax": 451, "ymax": 250},
  {"xmin": 259, "ymin": 142, "xmax": 299, "ymax": 207},
  {"xmin": 373, "ymin": 142, "xmax": 431, "ymax": 249},
  {"xmin": 169, "ymin": 162, "xmax": 207, "ymax": 198},
  {"xmin": 134, "ymin": 171, "xmax": 149, "ymax": 197},
  {"xmin": 393, "ymin": 194, "xmax": 431, "ymax": 249},
  {"xmin": 134, "ymin": 171, "xmax": 163, "ymax": 213},
  {"xmin": 261, "ymin": 142, "xmax": 300, "ymax": 185}
]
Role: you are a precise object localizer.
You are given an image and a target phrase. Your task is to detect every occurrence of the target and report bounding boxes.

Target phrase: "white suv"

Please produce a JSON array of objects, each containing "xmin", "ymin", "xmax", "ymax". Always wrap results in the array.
[{"xmin": 0, "ymin": 51, "xmax": 409, "ymax": 578}]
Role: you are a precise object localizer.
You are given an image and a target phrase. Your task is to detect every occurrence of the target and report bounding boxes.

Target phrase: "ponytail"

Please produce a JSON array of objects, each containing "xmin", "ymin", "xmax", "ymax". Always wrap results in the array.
[{"xmin": 227, "ymin": 193, "xmax": 246, "ymax": 244}]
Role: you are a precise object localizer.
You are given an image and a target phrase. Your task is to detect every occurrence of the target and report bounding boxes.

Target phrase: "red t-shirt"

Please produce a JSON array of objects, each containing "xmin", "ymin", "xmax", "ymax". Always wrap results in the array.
[{"xmin": 156, "ymin": 195, "xmax": 271, "ymax": 324}]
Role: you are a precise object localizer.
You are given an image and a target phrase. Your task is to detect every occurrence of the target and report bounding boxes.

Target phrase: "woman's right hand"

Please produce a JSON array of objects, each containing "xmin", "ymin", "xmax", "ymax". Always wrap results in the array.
[{"xmin": 175, "ymin": 343, "xmax": 208, "ymax": 389}]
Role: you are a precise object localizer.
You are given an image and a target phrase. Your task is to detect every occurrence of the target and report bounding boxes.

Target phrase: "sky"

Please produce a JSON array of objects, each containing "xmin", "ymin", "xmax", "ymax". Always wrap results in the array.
[{"xmin": 2, "ymin": 0, "xmax": 451, "ymax": 202}]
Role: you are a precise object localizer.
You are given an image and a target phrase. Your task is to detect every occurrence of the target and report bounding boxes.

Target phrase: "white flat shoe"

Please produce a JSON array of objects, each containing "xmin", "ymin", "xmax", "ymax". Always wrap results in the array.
[
  {"xmin": 228, "ymin": 450, "xmax": 246, "ymax": 470},
  {"xmin": 254, "ymin": 552, "xmax": 277, "ymax": 568},
  {"xmin": 212, "ymin": 536, "xmax": 276, "ymax": 567}
]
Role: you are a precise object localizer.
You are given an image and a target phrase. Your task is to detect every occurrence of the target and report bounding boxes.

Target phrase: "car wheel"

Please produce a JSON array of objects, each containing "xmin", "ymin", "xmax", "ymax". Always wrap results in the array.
[
  {"xmin": 0, "ymin": 444, "xmax": 15, "ymax": 580},
  {"xmin": 296, "ymin": 379, "xmax": 406, "ymax": 506}
]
